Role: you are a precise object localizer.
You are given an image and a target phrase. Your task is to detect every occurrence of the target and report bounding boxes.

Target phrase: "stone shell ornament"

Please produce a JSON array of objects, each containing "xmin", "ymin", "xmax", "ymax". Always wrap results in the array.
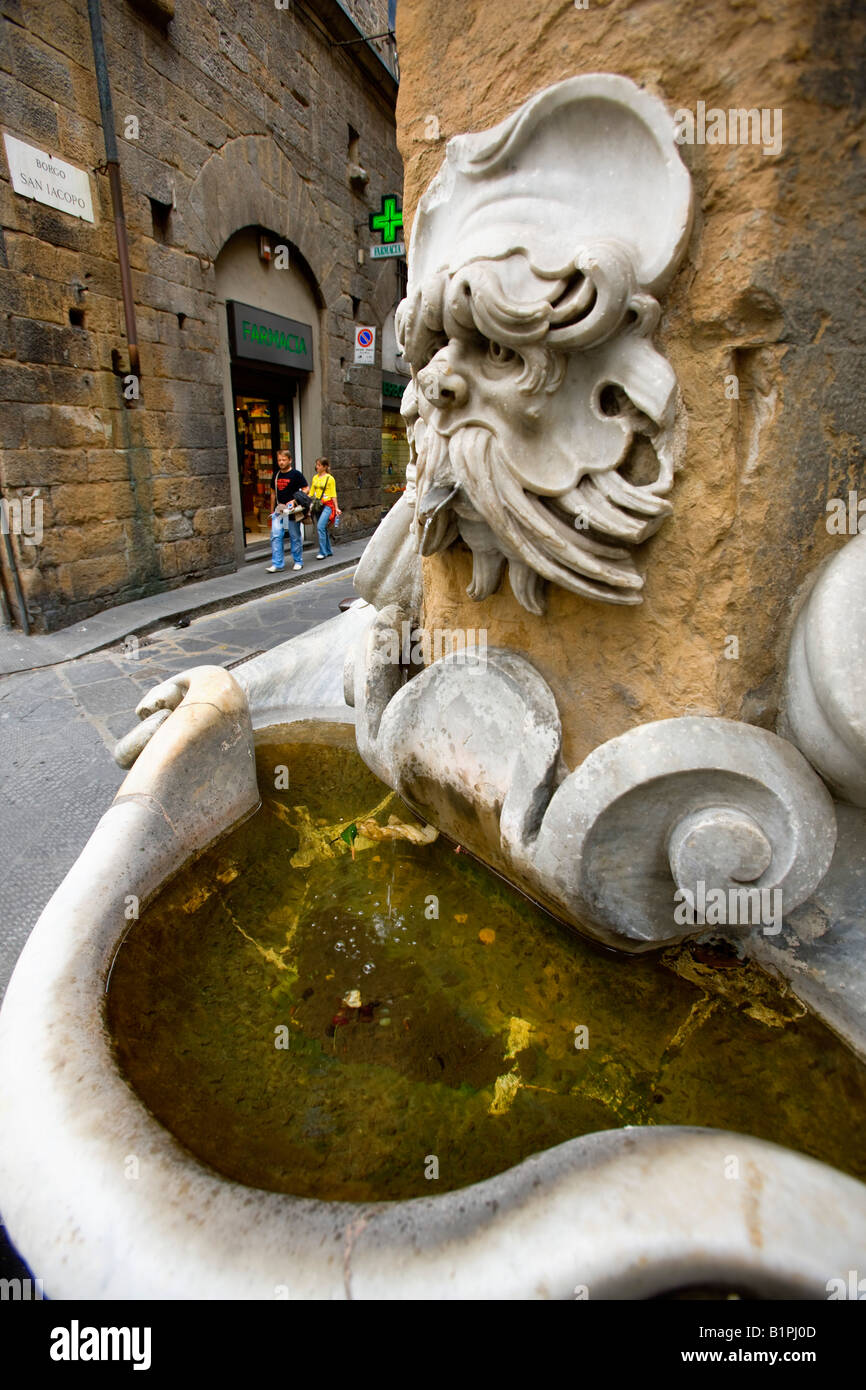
[{"xmin": 358, "ymin": 74, "xmax": 694, "ymax": 616}]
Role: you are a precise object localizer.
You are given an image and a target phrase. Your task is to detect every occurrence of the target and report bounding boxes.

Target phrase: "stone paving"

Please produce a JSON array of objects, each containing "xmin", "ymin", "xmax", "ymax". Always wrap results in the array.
[{"xmin": 0, "ymin": 538, "xmax": 368, "ymax": 675}]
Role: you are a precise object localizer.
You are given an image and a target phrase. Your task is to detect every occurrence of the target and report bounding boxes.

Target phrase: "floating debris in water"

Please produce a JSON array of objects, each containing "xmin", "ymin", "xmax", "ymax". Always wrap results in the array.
[
  {"xmin": 478, "ymin": 928, "xmax": 496, "ymax": 945},
  {"xmin": 662, "ymin": 941, "xmax": 808, "ymax": 1029},
  {"xmin": 181, "ymin": 883, "xmax": 215, "ymax": 914},
  {"xmin": 489, "ymin": 1071, "xmax": 521, "ymax": 1115},
  {"xmin": 357, "ymin": 816, "xmax": 438, "ymax": 845},
  {"xmin": 340, "ymin": 823, "xmax": 359, "ymax": 860},
  {"xmin": 504, "ymin": 1016, "xmax": 532, "ymax": 1059},
  {"xmin": 343, "ymin": 989, "xmax": 362, "ymax": 1008}
]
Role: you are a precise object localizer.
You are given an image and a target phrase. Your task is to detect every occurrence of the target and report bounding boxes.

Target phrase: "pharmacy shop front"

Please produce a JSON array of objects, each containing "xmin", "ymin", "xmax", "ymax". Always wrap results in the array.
[{"xmin": 227, "ymin": 300, "xmax": 314, "ymax": 548}]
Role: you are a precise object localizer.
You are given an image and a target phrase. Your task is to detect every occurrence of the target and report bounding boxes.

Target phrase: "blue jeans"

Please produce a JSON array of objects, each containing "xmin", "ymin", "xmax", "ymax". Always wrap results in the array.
[
  {"xmin": 271, "ymin": 513, "xmax": 303, "ymax": 568},
  {"xmin": 316, "ymin": 508, "xmax": 333, "ymax": 556}
]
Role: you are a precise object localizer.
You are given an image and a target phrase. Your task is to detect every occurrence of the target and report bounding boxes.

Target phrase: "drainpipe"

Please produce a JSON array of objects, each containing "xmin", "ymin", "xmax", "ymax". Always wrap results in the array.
[
  {"xmin": 1, "ymin": 523, "xmax": 30, "ymax": 635},
  {"xmin": 87, "ymin": 0, "xmax": 141, "ymax": 387}
]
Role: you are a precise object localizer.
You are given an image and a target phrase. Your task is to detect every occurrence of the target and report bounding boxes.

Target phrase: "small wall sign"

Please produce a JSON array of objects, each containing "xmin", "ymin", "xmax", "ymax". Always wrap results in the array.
[
  {"xmin": 354, "ymin": 325, "xmax": 376, "ymax": 364},
  {"xmin": 370, "ymin": 242, "xmax": 405, "ymax": 259},
  {"xmin": 3, "ymin": 133, "xmax": 94, "ymax": 222}
]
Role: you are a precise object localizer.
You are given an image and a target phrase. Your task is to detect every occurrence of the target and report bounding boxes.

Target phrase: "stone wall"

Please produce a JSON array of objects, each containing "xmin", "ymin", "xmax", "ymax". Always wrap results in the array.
[
  {"xmin": 394, "ymin": 0, "xmax": 865, "ymax": 769},
  {"xmin": 342, "ymin": 0, "xmax": 396, "ymax": 75},
  {"xmin": 0, "ymin": 0, "xmax": 401, "ymax": 630}
]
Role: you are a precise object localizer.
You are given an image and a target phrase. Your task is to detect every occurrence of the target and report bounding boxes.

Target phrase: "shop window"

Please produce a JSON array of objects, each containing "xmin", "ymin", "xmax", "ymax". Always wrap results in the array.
[
  {"xmin": 382, "ymin": 406, "xmax": 409, "ymax": 508},
  {"xmin": 235, "ymin": 391, "xmax": 295, "ymax": 547}
]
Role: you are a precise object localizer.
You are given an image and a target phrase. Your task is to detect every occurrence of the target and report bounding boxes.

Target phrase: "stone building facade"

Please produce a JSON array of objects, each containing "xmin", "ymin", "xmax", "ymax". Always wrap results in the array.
[{"xmin": 0, "ymin": 0, "xmax": 402, "ymax": 631}]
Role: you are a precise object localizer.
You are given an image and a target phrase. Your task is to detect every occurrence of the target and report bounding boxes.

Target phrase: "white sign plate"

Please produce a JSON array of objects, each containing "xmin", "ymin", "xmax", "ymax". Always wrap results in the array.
[
  {"xmin": 354, "ymin": 325, "xmax": 376, "ymax": 365},
  {"xmin": 370, "ymin": 242, "xmax": 405, "ymax": 259},
  {"xmin": 3, "ymin": 133, "xmax": 94, "ymax": 222}
]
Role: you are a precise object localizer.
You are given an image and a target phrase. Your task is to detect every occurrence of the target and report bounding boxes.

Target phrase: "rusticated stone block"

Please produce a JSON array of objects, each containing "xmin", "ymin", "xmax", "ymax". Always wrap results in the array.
[
  {"xmin": 154, "ymin": 514, "xmax": 194, "ymax": 542},
  {"xmin": 85, "ymin": 449, "xmax": 134, "ymax": 483},
  {"xmin": 0, "ymin": 363, "xmax": 54, "ymax": 403},
  {"xmin": 171, "ymin": 534, "xmax": 228, "ymax": 572},
  {"xmin": 162, "ymin": 412, "xmax": 228, "ymax": 449},
  {"xmin": 1, "ymin": 448, "xmax": 84, "ymax": 487},
  {"xmin": 150, "ymin": 475, "xmax": 229, "ymax": 512},
  {"xmin": 155, "ymin": 540, "xmax": 179, "ymax": 577},
  {"xmin": 192, "ymin": 505, "xmax": 232, "ymax": 537},
  {"xmin": 4, "ymin": 27, "xmax": 74, "ymax": 104},
  {"xmin": 1, "ymin": 404, "xmax": 111, "ymax": 450},
  {"xmin": 0, "ymin": 71, "xmax": 58, "ymax": 142},
  {"xmin": 57, "ymin": 552, "xmax": 132, "ymax": 599},
  {"xmin": 157, "ymin": 448, "xmax": 229, "ymax": 478},
  {"xmin": 52, "ymin": 482, "xmax": 136, "ymax": 524},
  {"xmin": 12, "ymin": 320, "xmax": 95, "ymax": 369},
  {"xmin": 38, "ymin": 520, "xmax": 126, "ymax": 566}
]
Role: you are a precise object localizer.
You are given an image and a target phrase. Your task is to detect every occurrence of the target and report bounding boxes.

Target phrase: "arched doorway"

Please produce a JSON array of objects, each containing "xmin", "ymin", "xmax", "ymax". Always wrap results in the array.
[{"xmin": 215, "ymin": 227, "xmax": 324, "ymax": 555}]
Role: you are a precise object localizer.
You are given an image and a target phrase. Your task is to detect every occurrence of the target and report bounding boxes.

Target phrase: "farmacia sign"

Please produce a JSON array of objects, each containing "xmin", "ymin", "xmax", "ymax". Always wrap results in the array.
[{"xmin": 227, "ymin": 300, "xmax": 313, "ymax": 371}]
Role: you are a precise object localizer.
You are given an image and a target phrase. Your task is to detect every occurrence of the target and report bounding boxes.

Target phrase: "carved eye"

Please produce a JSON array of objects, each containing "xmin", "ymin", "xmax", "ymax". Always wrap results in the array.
[{"xmin": 487, "ymin": 341, "xmax": 516, "ymax": 366}]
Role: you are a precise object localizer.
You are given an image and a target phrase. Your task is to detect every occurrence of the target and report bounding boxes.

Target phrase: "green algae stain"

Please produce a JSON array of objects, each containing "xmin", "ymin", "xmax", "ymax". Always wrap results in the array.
[{"xmin": 106, "ymin": 736, "xmax": 866, "ymax": 1202}]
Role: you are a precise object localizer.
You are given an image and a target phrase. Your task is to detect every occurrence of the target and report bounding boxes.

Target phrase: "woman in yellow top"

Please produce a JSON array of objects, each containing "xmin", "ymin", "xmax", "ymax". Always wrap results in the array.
[{"xmin": 308, "ymin": 457, "xmax": 341, "ymax": 559}]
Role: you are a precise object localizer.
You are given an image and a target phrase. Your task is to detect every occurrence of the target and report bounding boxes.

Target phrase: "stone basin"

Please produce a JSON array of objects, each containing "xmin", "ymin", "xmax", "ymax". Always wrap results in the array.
[{"xmin": 1, "ymin": 629, "xmax": 866, "ymax": 1299}]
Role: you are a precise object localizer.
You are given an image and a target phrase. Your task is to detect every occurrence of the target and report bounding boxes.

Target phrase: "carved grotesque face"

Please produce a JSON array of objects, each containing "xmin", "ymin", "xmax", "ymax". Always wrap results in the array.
[{"xmin": 397, "ymin": 246, "xmax": 681, "ymax": 613}]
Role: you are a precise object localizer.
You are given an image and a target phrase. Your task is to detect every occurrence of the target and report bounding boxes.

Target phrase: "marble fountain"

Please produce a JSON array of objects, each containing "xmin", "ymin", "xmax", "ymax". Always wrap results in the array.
[{"xmin": 1, "ymin": 76, "xmax": 866, "ymax": 1300}]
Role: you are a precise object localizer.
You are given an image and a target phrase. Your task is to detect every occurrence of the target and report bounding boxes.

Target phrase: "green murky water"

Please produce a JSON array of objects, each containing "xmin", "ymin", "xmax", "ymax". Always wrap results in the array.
[{"xmin": 106, "ymin": 730, "xmax": 866, "ymax": 1202}]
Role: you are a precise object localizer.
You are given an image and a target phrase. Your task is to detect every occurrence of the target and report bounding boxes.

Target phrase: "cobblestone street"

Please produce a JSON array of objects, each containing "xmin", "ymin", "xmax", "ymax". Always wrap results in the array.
[{"xmin": 0, "ymin": 565, "xmax": 357, "ymax": 999}]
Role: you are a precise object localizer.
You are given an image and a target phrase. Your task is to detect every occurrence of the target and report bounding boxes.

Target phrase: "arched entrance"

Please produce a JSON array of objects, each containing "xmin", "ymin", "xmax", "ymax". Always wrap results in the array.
[{"xmin": 215, "ymin": 228, "xmax": 324, "ymax": 554}]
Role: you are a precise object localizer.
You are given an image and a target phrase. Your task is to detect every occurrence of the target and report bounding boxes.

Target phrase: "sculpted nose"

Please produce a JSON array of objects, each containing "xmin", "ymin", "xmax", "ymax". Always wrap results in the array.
[{"xmin": 418, "ymin": 359, "xmax": 469, "ymax": 408}]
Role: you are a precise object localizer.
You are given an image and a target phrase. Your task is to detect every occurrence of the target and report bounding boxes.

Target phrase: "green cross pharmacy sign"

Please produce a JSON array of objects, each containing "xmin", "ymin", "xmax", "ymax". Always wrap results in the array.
[{"xmin": 369, "ymin": 195, "xmax": 405, "ymax": 260}]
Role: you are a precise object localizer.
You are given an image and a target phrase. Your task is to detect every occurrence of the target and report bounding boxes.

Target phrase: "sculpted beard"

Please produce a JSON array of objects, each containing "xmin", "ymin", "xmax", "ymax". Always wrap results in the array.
[
  {"xmin": 413, "ymin": 395, "xmax": 673, "ymax": 618},
  {"xmin": 403, "ymin": 248, "xmax": 679, "ymax": 615}
]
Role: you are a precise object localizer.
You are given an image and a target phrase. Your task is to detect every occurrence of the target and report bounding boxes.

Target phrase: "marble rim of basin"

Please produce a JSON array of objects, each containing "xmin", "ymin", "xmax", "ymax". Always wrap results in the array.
[{"xmin": 1, "ymin": 711, "xmax": 865, "ymax": 1299}]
